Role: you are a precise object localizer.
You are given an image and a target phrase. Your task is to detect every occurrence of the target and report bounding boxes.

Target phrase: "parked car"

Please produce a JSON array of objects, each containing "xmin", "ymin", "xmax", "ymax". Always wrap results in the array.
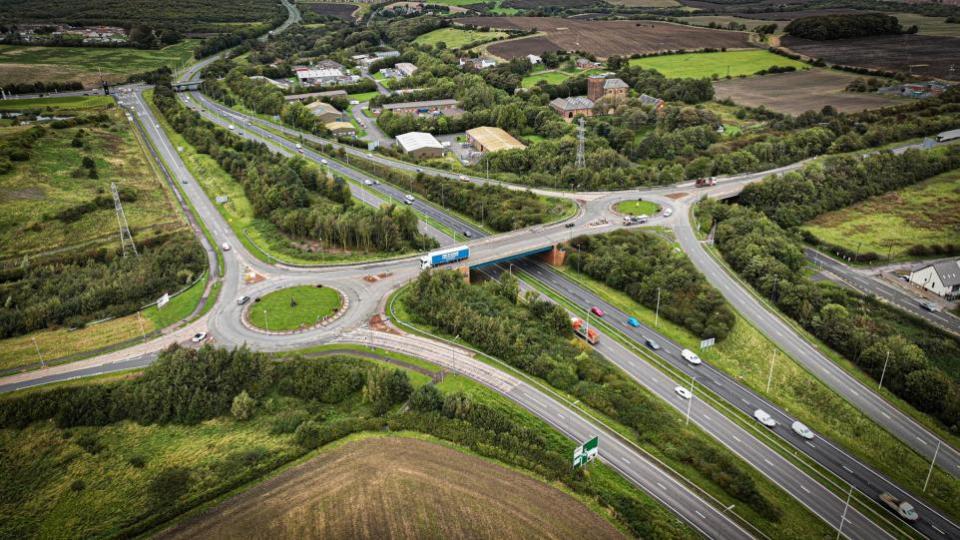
[
  {"xmin": 590, "ymin": 306, "xmax": 605, "ymax": 317},
  {"xmin": 680, "ymin": 348, "xmax": 702, "ymax": 365},
  {"xmin": 221, "ymin": 242, "xmax": 231, "ymax": 251},
  {"xmin": 754, "ymin": 409, "xmax": 777, "ymax": 428},
  {"xmin": 674, "ymin": 386, "xmax": 692, "ymax": 400},
  {"xmin": 236, "ymin": 295, "xmax": 250, "ymax": 306},
  {"xmin": 191, "ymin": 332, "xmax": 208, "ymax": 343},
  {"xmin": 626, "ymin": 317, "xmax": 640, "ymax": 328},
  {"xmin": 791, "ymin": 421, "xmax": 814, "ymax": 440},
  {"xmin": 645, "ymin": 338, "xmax": 661, "ymax": 350}
]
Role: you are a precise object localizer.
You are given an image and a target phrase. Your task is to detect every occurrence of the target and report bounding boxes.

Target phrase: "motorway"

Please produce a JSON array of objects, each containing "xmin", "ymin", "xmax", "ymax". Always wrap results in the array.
[{"xmin": 805, "ymin": 248, "xmax": 960, "ymax": 337}]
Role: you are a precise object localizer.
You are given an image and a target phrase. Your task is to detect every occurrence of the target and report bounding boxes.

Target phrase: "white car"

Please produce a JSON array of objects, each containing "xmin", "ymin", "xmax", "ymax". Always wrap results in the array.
[
  {"xmin": 221, "ymin": 242, "xmax": 231, "ymax": 251},
  {"xmin": 754, "ymin": 409, "xmax": 777, "ymax": 428},
  {"xmin": 663, "ymin": 208, "xmax": 673, "ymax": 217},
  {"xmin": 791, "ymin": 421, "xmax": 814, "ymax": 440},
  {"xmin": 459, "ymin": 174, "xmax": 468, "ymax": 182},
  {"xmin": 236, "ymin": 295, "xmax": 250, "ymax": 306},
  {"xmin": 674, "ymin": 386, "xmax": 692, "ymax": 400},
  {"xmin": 321, "ymin": 158, "xmax": 328, "ymax": 165},
  {"xmin": 228, "ymin": 124, "xmax": 235, "ymax": 130},
  {"xmin": 364, "ymin": 179, "xmax": 374, "ymax": 186},
  {"xmin": 366, "ymin": 152, "xmax": 373, "ymax": 158},
  {"xmin": 680, "ymin": 348, "xmax": 702, "ymax": 365},
  {"xmin": 191, "ymin": 332, "xmax": 208, "ymax": 343}
]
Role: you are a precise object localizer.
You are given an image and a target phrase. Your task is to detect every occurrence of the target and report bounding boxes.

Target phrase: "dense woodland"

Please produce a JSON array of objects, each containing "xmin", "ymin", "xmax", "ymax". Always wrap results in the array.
[
  {"xmin": 406, "ymin": 270, "xmax": 782, "ymax": 521},
  {"xmin": 698, "ymin": 200, "xmax": 960, "ymax": 432},
  {"xmin": 566, "ymin": 230, "xmax": 735, "ymax": 340},
  {"xmin": 0, "ymin": 345, "xmax": 687, "ymax": 539},
  {"xmin": 784, "ymin": 13, "xmax": 908, "ymax": 40},
  {"xmin": 153, "ymin": 81, "xmax": 434, "ymax": 255},
  {"xmin": 0, "ymin": 234, "xmax": 205, "ymax": 338}
]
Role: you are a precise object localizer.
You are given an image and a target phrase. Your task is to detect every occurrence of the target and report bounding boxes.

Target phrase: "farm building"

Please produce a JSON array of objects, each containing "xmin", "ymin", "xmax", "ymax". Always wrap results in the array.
[
  {"xmin": 587, "ymin": 75, "xmax": 629, "ymax": 103},
  {"xmin": 909, "ymin": 260, "xmax": 960, "ymax": 299},
  {"xmin": 466, "ymin": 126, "xmax": 526, "ymax": 153},
  {"xmin": 396, "ymin": 62, "xmax": 418, "ymax": 77},
  {"xmin": 460, "ymin": 57, "xmax": 498, "ymax": 70},
  {"xmin": 576, "ymin": 57, "xmax": 601, "ymax": 70},
  {"xmin": 326, "ymin": 121, "xmax": 356, "ymax": 137},
  {"xmin": 640, "ymin": 93, "xmax": 666, "ymax": 111},
  {"xmin": 285, "ymin": 90, "xmax": 348, "ymax": 102},
  {"xmin": 382, "ymin": 99, "xmax": 460, "ymax": 116},
  {"xmin": 306, "ymin": 101, "xmax": 343, "ymax": 123},
  {"xmin": 550, "ymin": 96, "xmax": 594, "ymax": 121},
  {"xmin": 396, "ymin": 132, "xmax": 444, "ymax": 159}
]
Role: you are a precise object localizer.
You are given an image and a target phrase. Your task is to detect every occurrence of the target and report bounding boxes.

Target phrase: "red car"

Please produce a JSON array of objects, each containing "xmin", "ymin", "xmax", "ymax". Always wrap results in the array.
[{"xmin": 590, "ymin": 306, "xmax": 605, "ymax": 317}]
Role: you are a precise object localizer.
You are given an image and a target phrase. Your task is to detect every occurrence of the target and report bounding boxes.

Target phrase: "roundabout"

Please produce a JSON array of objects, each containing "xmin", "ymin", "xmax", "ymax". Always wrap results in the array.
[{"xmin": 242, "ymin": 285, "xmax": 345, "ymax": 334}]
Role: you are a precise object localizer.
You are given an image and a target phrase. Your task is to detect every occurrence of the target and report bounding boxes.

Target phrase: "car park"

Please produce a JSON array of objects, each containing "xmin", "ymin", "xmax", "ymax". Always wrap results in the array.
[
  {"xmin": 791, "ymin": 421, "xmax": 814, "ymax": 440},
  {"xmin": 191, "ymin": 332, "xmax": 208, "ymax": 343},
  {"xmin": 754, "ymin": 409, "xmax": 777, "ymax": 427},
  {"xmin": 674, "ymin": 386, "xmax": 692, "ymax": 400},
  {"xmin": 590, "ymin": 306, "xmax": 604, "ymax": 317},
  {"xmin": 645, "ymin": 338, "xmax": 661, "ymax": 350},
  {"xmin": 626, "ymin": 317, "xmax": 640, "ymax": 328},
  {"xmin": 680, "ymin": 348, "xmax": 701, "ymax": 365},
  {"xmin": 236, "ymin": 296, "xmax": 250, "ymax": 305}
]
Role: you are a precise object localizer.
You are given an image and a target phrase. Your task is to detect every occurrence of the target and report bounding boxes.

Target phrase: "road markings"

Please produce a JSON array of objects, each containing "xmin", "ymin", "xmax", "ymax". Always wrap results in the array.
[
  {"xmin": 732, "ymin": 435, "xmax": 741, "ymax": 443},
  {"xmin": 763, "ymin": 458, "xmax": 773, "ymax": 467},
  {"xmin": 656, "ymin": 482, "xmax": 666, "ymax": 490},
  {"xmin": 799, "ymin": 484, "xmax": 810, "ymax": 494},
  {"xmin": 842, "ymin": 465, "xmax": 853, "ymax": 474},
  {"xmin": 917, "ymin": 436, "xmax": 928, "ymax": 445},
  {"xmin": 694, "ymin": 511, "xmax": 705, "ymax": 519},
  {"xmin": 931, "ymin": 525, "xmax": 946, "ymax": 535}
]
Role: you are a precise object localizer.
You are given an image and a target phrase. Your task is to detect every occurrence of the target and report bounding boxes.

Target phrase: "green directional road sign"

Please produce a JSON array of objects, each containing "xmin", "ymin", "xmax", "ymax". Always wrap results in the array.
[{"xmin": 573, "ymin": 436, "xmax": 599, "ymax": 469}]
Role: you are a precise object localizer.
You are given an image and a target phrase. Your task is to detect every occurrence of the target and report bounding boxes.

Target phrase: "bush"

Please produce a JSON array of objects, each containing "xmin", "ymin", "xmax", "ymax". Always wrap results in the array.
[
  {"xmin": 129, "ymin": 455, "xmax": 147, "ymax": 468},
  {"xmin": 70, "ymin": 480, "xmax": 86, "ymax": 492},
  {"xmin": 409, "ymin": 384, "xmax": 443, "ymax": 412},
  {"xmin": 75, "ymin": 433, "xmax": 103, "ymax": 455},
  {"xmin": 231, "ymin": 390, "xmax": 256, "ymax": 421},
  {"xmin": 149, "ymin": 467, "xmax": 192, "ymax": 502},
  {"xmin": 294, "ymin": 420, "xmax": 322, "ymax": 449}
]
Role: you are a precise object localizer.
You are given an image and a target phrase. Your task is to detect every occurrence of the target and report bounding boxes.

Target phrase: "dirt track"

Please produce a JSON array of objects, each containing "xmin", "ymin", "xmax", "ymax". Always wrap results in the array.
[{"xmin": 155, "ymin": 437, "xmax": 624, "ymax": 540}]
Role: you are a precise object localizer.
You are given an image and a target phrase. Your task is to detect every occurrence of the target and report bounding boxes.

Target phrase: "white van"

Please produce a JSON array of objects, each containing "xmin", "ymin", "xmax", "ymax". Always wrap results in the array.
[{"xmin": 681, "ymin": 349, "xmax": 702, "ymax": 365}]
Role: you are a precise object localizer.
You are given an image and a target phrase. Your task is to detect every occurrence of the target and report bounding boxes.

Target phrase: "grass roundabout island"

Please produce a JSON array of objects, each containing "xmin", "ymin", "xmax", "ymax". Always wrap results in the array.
[
  {"xmin": 614, "ymin": 199, "xmax": 660, "ymax": 216},
  {"xmin": 247, "ymin": 285, "xmax": 342, "ymax": 332}
]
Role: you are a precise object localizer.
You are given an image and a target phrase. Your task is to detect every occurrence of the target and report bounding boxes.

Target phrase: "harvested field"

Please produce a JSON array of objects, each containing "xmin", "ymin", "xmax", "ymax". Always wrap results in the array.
[
  {"xmin": 464, "ymin": 17, "xmax": 750, "ymax": 58},
  {"xmin": 305, "ymin": 2, "xmax": 358, "ymax": 20},
  {"xmin": 782, "ymin": 34, "xmax": 960, "ymax": 80},
  {"xmin": 504, "ymin": 0, "xmax": 602, "ymax": 7},
  {"xmin": 741, "ymin": 8, "xmax": 862, "ymax": 20},
  {"xmin": 155, "ymin": 437, "xmax": 624, "ymax": 540},
  {"xmin": 713, "ymin": 69, "xmax": 896, "ymax": 114},
  {"xmin": 679, "ymin": 15, "xmax": 791, "ymax": 30},
  {"xmin": 608, "ymin": 0, "xmax": 680, "ymax": 6}
]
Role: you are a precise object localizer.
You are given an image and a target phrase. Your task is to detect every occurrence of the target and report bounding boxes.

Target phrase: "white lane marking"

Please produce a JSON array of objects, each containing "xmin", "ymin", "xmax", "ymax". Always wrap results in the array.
[
  {"xmin": 842, "ymin": 465, "xmax": 853, "ymax": 474},
  {"xmin": 917, "ymin": 436, "xmax": 928, "ymax": 445},
  {"xmin": 656, "ymin": 482, "xmax": 666, "ymax": 490},
  {"xmin": 799, "ymin": 484, "xmax": 810, "ymax": 494},
  {"xmin": 732, "ymin": 435, "xmax": 741, "ymax": 443},
  {"xmin": 763, "ymin": 458, "xmax": 773, "ymax": 467},
  {"xmin": 702, "ymin": 414, "xmax": 711, "ymax": 421},
  {"xmin": 805, "ymin": 441, "xmax": 816, "ymax": 449},
  {"xmin": 931, "ymin": 525, "xmax": 946, "ymax": 535},
  {"xmin": 695, "ymin": 511, "xmax": 705, "ymax": 519}
]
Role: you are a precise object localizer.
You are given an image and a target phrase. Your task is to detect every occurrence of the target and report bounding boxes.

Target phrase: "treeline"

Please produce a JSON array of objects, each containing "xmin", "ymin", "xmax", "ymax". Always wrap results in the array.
[
  {"xmin": 785, "ymin": 13, "xmax": 905, "ymax": 40},
  {"xmin": 341, "ymin": 153, "xmax": 568, "ymax": 232},
  {"xmin": 699, "ymin": 200, "xmax": 960, "ymax": 432},
  {"xmin": 0, "ymin": 233, "xmax": 205, "ymax": 338},
  {"xmin": 566, "ymin": 230, "xmax": 735, "ymax": 340},
  {"xmin": 740, "ymin": 145, "xmax": 960, "ymax": 228},
  {"xmin": 154, "ymin": 82, "xmax": 433, "ymax": 254},
  {"xmin": 0, "ymin": 345, "xmax": 690, "ymax": 538},
  {"xmin": 2, "ymin": 80, "xmax": 83, "ymax": 95},
  {"xmin": 406, "ymin": 271, "xmax": 782, "ymax": 520}
]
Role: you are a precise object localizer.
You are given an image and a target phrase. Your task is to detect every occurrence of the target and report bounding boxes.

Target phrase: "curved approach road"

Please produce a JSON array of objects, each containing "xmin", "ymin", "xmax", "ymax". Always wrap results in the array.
[{"xmin": 4, "ymin": 15, "xmax": 960, "ymax": 538}]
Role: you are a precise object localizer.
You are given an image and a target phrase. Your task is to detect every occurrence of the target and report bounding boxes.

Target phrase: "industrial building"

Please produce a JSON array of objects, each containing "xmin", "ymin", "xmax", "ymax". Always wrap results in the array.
[
  {"xmin": 466, "ymin": 126, "xmax": 526, "ymax": 153},
  {"xmin": 396, "ymin": 132, "xmax": 444, "ymax": 159}
]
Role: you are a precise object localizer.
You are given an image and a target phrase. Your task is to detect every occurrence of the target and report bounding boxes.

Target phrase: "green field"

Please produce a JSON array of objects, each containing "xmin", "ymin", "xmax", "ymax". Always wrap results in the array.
[
  {"xmin": 678, "ymin": 15, "xmax": 790, "ymax": 31},
  {"xmin": 346, "ymin": 91, "xmax": 379, "ymax": 103},
  {"xmin": 0, "ymin": 41, "xmax": 197, "ymax": 87},
  {"xmin": 802, "ymin": 168, "xmax": 960, "ymax": 260},
  {"xmin": 628, "ymin": 50, "xmax": 807, "ymax": 79},
  {"xmin": 247, "ymin": 286, "xmax": 342, "ymax": 331},
  {"xmin": 614, "ymin": 199, "xmax": 660, "ymax": 215},
  {"xmin": 0, "ymin": 95, "xmax": 114, "ymax": 110},
  {"xmin": 413, "ymin": 28, "xmax": 507, "ymax": 49},
  {"xmin": 892, "ymin": 13, "xmax": 960, "ymax": 37}
]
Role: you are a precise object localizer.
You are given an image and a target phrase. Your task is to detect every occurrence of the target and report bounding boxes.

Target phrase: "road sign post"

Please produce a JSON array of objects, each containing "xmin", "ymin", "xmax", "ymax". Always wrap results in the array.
[
  {"xmin": 699, "ymin": 337, "xmax": 715, "ymax": 350},
  {"xmin": 573, "ymin": 436, "xmax": 599, "ymax": 468}
]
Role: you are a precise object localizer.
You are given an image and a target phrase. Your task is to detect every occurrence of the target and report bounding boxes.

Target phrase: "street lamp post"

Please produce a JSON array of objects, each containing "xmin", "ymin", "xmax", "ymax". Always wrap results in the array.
[
  {"xmin": 923, "ymin": 439, "xmax": 942, "ymax": 492},
  {"xmin": 878, "ymin": 350, "xmax": 891, "ymax": 391},
  {"xmin": 264, "ymin": 308, "xmax": 269, "ymax": 332},
  {"xmin": 836, "ymin": 487, "xmax": 853, "ymax": 540},
  {"xmin": 655, "ymin": 287, "xmax": 661, "ymax": 328},
  {"xmin": 32, "ymin": 337, "xmax": 44, "ymax": 368}
]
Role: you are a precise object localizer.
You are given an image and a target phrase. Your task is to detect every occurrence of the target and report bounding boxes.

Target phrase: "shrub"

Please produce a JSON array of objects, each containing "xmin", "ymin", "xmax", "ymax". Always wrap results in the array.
[
  {"xmin": 409, "ymin": 384, "xmax": 443, "ymax": 412},
  {"xmin": 129, "ymin": 455, "xmax": 147, "ymax": 468},
  {"xmin": 294, "ymin": 420, "xmax": 322, "ymax": 449},
  {"xmin": 231, "ymin": 390, "xmax": 256, "ymax": 421},
  {"xmin": 149, "ymin": 467, "xmax": 192, "ymax": 502},
  {"xmin": 70, "ymin": 480, "xmax": 86, "ymax": 492},
  {"xmin": 75, "ymin": 433, "xmax": 103, "ymax": 455}
]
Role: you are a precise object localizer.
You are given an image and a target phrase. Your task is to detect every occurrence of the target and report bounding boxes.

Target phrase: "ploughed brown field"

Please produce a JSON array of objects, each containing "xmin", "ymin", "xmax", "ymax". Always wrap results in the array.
[
  {"xmin": 782, "ymin": 34, "xmax": 960, "ymax": 80},
  {"xmin": 461, "ymin": 17, "xmax": 750, "ymax": 58},
  {"xmin": 713, "ymin": 69, "xmax": 897, "ymax": 115},
  {"xmin": 304, "ymin": 2, "xmax": 358, "ymax": 20},
  {"xmin": 155, "ymin": 437, "xmax": 625, "ymax": 540}
]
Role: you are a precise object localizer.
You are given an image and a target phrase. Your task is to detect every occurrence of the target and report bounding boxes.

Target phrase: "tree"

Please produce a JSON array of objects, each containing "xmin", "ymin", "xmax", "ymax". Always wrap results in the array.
[
  {"xmin": 231, "ymin": 390, "xmax": 256, "ymax": 420},
  {"xmin": 294, "ymin": 420, "xmax": 322, "ymax": 449},
  {"xmin": 409, "ymin": 384, "xmax": 443, "ymax": 411},
  {"xmin": 149, "ymin": 467, "xmax": 192, "ymax": 502}
]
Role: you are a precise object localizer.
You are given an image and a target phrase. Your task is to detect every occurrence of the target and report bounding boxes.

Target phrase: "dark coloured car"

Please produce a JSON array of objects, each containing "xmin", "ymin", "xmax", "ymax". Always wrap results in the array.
[{"xmin": 645, "ymin": 338, "xmax": 661, "ymax": 350}]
